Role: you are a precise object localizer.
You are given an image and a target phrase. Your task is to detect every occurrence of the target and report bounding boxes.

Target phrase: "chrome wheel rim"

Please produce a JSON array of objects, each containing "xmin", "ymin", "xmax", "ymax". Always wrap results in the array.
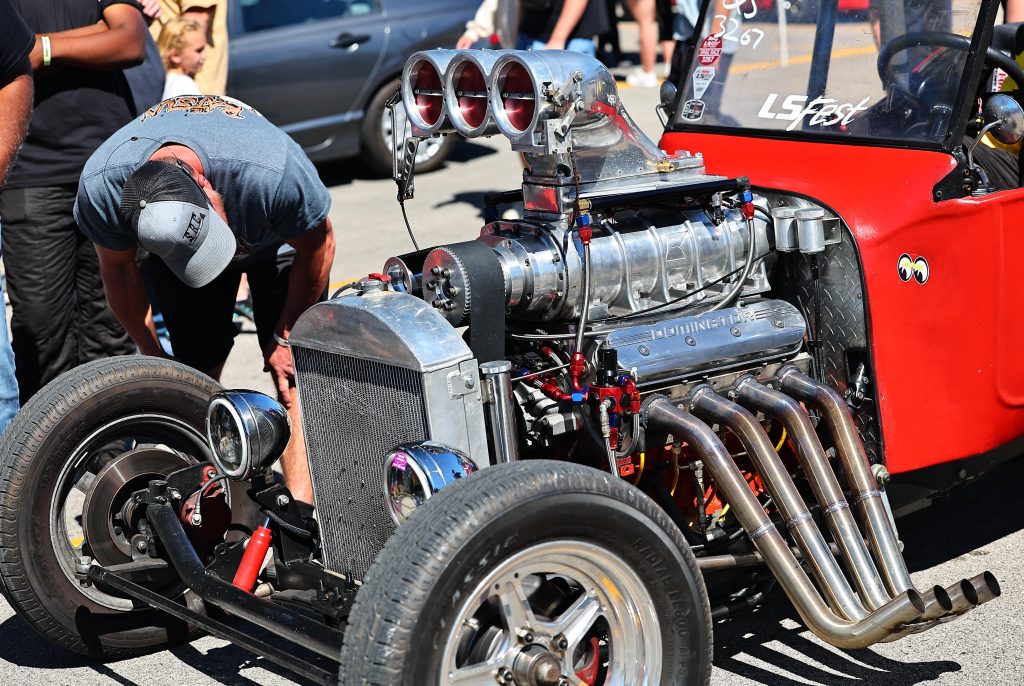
[
  {"xmin": 441, "ymin": 540, "xmax": 662, "ymax": 686},
  {"xmin": 49, "ymin": 413, "xmax": 212, "ymax": 610},
  {"xmin": 381, "ymin": 101, "xmax": 446, "ymax": 165}
]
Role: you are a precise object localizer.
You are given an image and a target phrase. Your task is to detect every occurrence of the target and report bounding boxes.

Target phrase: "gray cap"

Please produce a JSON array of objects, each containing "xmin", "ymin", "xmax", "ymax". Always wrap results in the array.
[{"xmin": 119, "ymin": 160, "xmax": 235, "ymax": 287}]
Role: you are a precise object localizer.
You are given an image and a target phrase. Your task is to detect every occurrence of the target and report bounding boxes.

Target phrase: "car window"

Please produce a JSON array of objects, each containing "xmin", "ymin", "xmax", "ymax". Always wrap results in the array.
[
  {"xmin": 237, "ymin": 0, "xmax": 378, "ymax": 33},
  {"xmin": 668, "ymin": 0, "xmax": 986, "ymax": 147}
]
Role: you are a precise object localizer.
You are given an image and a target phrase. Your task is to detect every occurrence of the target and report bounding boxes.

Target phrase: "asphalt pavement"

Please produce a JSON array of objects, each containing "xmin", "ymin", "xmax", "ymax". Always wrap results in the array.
[{"xmin": 1, "ymin": 27, "xmax": 1022, "ymax": 686}]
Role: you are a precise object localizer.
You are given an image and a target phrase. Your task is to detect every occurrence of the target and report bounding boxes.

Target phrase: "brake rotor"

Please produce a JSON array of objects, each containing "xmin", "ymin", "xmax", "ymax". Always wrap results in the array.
[{"xmin": 81, "ymin": 447, "xmax": 191, "ymax": 565}]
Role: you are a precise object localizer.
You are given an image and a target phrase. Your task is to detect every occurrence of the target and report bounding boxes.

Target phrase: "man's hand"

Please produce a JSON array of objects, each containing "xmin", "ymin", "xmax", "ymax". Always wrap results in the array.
[
  {"xmin": 139, "ymin": 0, "xmax": 162, "ymax": 24},
  {"xmin": 456, "ymin": 33, "xmax": 475, "ymax": 49},
  {"xmin": 263, "ymin": 340, "xmax": 295, "ymax": 407},
  {"xmin": 545, "ymin": 38, "xmax": 567, "ymax": 50},
  {"xmin": 95, "ymin": 245, "xmax": 167, "ymax": 356}
]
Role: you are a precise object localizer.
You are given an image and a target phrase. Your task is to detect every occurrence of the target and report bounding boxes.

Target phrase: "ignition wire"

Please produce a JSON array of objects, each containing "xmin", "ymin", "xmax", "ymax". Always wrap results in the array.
[{"xmin": 775, "ymin": 428, "xmax": 788, "ymax": 452}]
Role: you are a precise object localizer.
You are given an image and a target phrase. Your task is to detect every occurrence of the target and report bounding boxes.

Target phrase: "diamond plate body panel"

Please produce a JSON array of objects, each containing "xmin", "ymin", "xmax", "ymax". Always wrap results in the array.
[
  {"xmin": 777, "ymin": 228, "xmax": 884, "ymax": 464},
  {"xmin": 294, "ymin": 347, "xmax": 428, "ymax": 578}
]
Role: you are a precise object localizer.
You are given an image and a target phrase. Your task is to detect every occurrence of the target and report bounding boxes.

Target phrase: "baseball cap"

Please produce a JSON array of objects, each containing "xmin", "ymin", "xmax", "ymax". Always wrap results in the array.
[{"xmin": 118, "ymin": 160, "xmax": 236, "ymax": 287}]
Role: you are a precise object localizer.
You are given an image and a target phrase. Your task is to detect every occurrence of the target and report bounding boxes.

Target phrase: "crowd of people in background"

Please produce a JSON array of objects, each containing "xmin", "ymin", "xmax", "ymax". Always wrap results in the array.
[
  {"xmin": 0, "ymin": 0, "xmax": 228, "ymax": 437},
  {"xmin": 457, "ymin": 0, "xmax": 682, "ymax": 85},
  {"xmin": 6, "ymin": 0, "xmax": 1022, "ymax": 446},
  {"xmin": 1, "ymin": 0, "xmax": 679, "ymax": 453}
]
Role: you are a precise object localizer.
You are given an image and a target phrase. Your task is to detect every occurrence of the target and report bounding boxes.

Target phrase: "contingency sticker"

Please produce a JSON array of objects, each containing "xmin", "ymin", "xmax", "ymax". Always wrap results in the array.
[
  {"xmin": 697, "ymin": 35, "xmax": 723, "ymax": 66},
  {"xmin": 681, "ymin": 99, "xmax": 705, "ymax": 121},
  {"xmin": 693, "ymin": 66, "xmax": 716, "ymax": 99},
  {"xmin": 897, "ymin": 253, "xmax": 929, "ymax": 284}
]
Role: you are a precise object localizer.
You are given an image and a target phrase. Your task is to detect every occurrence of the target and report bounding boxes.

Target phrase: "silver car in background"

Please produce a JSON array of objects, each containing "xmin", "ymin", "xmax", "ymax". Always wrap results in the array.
[{"xmin": 227, "ymin": 0, "xmax": 477, "ymax": 174}]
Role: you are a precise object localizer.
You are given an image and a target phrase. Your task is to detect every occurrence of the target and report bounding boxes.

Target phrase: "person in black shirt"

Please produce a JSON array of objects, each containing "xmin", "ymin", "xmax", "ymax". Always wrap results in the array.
[
  {"xmin": 0, "ymin": 0, "xmax": 146, "ymax": 402},
  {"xmin": 0, "ymin": 0, "xmax": 33, "ymax": 432},
  {"xmin": 517, "ymin": 0, "xmax": 610, "ymax": 55}
]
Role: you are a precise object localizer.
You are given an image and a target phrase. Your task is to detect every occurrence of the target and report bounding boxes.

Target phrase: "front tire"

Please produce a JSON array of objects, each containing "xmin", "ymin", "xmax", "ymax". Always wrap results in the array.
[
  {"xmin": 0, "ymin": 356, "xmax": 243, "ymax": 658},
  {"xmin": 339, "ymin": 460, "xmax": 713, "ymax": 685}
]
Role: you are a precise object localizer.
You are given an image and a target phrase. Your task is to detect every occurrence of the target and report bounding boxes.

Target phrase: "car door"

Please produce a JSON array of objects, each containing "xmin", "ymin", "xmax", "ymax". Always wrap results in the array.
[{"xmin": 227, "ymin": 0, "xmax": 388, "ymax": 154}]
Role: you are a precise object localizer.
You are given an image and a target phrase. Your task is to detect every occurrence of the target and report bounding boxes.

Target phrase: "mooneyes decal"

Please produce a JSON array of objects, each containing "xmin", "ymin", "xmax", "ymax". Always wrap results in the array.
[{"xmin": 897, "ymin": 253, "xmax": 929, "ymax": 285}]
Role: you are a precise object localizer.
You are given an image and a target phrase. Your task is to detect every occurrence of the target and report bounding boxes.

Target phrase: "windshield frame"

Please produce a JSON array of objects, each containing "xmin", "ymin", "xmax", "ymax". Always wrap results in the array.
[{"xmin": 665, "ymin": 0, "xmax": 1000, "ymax": 153}]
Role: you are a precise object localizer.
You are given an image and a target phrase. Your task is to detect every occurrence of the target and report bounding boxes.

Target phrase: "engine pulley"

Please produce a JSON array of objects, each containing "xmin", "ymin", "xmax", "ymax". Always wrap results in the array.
[{"xmin": 422, "ymin": 246, "xmax": 473, "ymax": 325}]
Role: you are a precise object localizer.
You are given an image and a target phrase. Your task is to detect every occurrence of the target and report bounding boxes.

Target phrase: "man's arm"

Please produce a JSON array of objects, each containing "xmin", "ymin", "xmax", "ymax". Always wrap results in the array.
[
  {"xmin": 0, "ymin": 63, "xmax": 32, "ymax": 188},
  {"xmin": 546, "ymin": 0, "xmax": 590, "ymax": 49},
  {"xmin": 29, "ymin": 4, "xmax": 146, "ymax": 72},
  {"xmin": 95, "ymin": 245, "xmax": 166, "ymax": 357},
  {"xmin": 263, "ymin": 218, "xmax": 336, "ymax": 405}
]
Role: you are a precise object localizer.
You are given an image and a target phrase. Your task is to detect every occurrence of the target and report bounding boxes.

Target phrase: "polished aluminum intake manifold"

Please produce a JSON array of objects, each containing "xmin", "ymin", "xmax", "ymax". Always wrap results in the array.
[{"xmin": 643, "ymin": 368, "xmax": 999, "ymax": 648}]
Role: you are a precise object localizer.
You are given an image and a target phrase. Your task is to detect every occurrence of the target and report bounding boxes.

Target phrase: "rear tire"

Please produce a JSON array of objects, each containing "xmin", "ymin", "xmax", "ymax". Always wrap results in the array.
[
  {"xmin": 0, "ymin": 356, "xmax": 246, "ymax": 658},
  {"xmin": 339, "ymin": 460, "xmax": 713, "ymax": 685},
  {"xmin": 361, "ymin": 78, "xmax": 457, "ymax": 176}
]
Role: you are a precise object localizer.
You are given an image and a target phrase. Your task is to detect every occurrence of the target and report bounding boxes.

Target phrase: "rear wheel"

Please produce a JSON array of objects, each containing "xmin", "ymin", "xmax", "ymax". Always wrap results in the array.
[
  {"xmin": 339, "ymin": 460, "xmax": 713, "ymax": 685},
  {"xmin": 361, "ymin": 78, "xmax": 457, "ymax": 176},
  {"xmin": 0, "ymin": 356, "xmax": 250, "ymax": 658}
]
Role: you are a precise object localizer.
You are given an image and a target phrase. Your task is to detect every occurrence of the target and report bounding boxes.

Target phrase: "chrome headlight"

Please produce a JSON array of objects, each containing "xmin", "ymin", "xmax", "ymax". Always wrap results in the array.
[
  {"xmin": 206, "ymin": 391, "xmax": 290, "ymax": 480},
  {"xmin": 384, "ymin": 442, "xmax": 477, "ymax": 524}
]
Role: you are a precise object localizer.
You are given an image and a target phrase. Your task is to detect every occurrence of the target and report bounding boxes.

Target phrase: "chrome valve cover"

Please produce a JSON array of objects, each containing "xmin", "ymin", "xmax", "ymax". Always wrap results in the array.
[{"xmin": 600, "ymin": 299, "xmax": 806, "ymax": 386}]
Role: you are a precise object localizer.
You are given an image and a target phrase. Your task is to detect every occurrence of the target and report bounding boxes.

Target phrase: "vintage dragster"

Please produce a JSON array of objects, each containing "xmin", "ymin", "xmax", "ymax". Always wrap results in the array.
[{"xmin": 0, "ymin": 0, "xmax": 1020, "ymax": 681}]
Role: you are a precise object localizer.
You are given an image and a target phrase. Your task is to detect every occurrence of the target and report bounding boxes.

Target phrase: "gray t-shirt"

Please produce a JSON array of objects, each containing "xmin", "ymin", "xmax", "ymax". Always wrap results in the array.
[{"xmin": 75, "ymin": 95, "xmax": 331, "ymax": 266}]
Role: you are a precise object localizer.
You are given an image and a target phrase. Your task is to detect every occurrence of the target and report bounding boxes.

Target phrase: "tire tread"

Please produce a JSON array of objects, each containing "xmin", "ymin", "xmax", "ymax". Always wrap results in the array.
[
  {"xmin": 0, "ymin": 356, "xmax": 220, "ymax": 659},
  {"xmin": 339, "ymin": 460, "xmax": 713, "ymax": 686}
]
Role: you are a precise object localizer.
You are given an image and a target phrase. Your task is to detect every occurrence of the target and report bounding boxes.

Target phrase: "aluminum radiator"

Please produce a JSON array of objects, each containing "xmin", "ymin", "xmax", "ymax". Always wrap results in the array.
[{"xmin": 290, "ymin": 291, "xmax": 489, "ymax": 579}]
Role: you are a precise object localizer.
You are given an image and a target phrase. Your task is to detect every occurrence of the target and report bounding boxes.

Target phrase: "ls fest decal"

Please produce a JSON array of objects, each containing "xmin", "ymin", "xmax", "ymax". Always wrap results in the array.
[{"xmin": 897, "ymin": 253, "xmax": 929, "ymax": 284}]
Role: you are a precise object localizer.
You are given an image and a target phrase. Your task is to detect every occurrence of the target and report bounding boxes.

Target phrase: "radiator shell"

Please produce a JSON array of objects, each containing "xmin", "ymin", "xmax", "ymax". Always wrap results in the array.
[{"xmin": 291, "ymin": 291, "xmax": 489, "ymax": 578}]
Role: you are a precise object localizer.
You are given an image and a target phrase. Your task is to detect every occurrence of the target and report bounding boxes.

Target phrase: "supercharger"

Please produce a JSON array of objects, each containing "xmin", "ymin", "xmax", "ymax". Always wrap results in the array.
[{"xmin": 379, "ymin": 49, "xmax": 839, "ymax": 353}]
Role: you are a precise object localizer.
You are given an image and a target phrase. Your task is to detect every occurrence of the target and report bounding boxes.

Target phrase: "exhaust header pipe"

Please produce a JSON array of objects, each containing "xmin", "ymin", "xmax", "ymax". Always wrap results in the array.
[
  {"xmin": 643, "ymin": 396, "xmax": 925, "ymax": 649},
  {"xmin": 643, "ymin": 370, "xmax": 1002, "ymax": 648}
]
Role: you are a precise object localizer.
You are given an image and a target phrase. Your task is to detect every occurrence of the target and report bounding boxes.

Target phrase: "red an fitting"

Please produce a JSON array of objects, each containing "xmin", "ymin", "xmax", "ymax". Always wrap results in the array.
[
  {"xmin": 232, "ymin": 524, "xmax": 273, "ymax": 593},
  {"xmin": 536, "ymin": 379, "xmax": 574, "ymax": 403},
  {"xmin": 569, "ymin": 352, "xmax": 587, "ymax": 391}
]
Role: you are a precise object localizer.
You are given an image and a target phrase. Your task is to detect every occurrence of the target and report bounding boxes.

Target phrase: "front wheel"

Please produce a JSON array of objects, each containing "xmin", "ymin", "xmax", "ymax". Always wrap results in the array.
[
  {"xmin": 339, "ymin": 460, "xmax": 713, "ymax": 685},
  {"xmin": 0, "ymin": 356, "xmax": 251, "ymax": 659}
]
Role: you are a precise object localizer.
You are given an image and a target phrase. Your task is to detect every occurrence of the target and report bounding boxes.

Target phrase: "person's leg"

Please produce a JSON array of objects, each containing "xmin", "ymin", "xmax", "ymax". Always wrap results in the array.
[
  {"xmin": 597, "ymin": 0, "xmax": 622, "ymax": 65},
  {"xmin": 75, "ymin": 224, "xmax": 134, "ymax": 364},
  {"xmin": 627, "ymin": 0, "xmax": 658, "ymax": 74},
  {"xmin": 247, "ymin": 251, "xmax": 316, "ymax": 504},
  {"xmin": 656, "ymin": 0, "xmax": 674, "ymax": 70},
  {"xmin": 0, "ymin": 223, "xmax": 19, "ymax": 436},
  {"xmin": 147, "ymin": 254, "xmax": 239, "ymax": 376},
  {"xmin": 0, "ymin": 185, "xmax": 80, "ymax": 402},
  {"xmin": 704, "ymin": 52, "xmax": 735, "ymax": 118}
]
